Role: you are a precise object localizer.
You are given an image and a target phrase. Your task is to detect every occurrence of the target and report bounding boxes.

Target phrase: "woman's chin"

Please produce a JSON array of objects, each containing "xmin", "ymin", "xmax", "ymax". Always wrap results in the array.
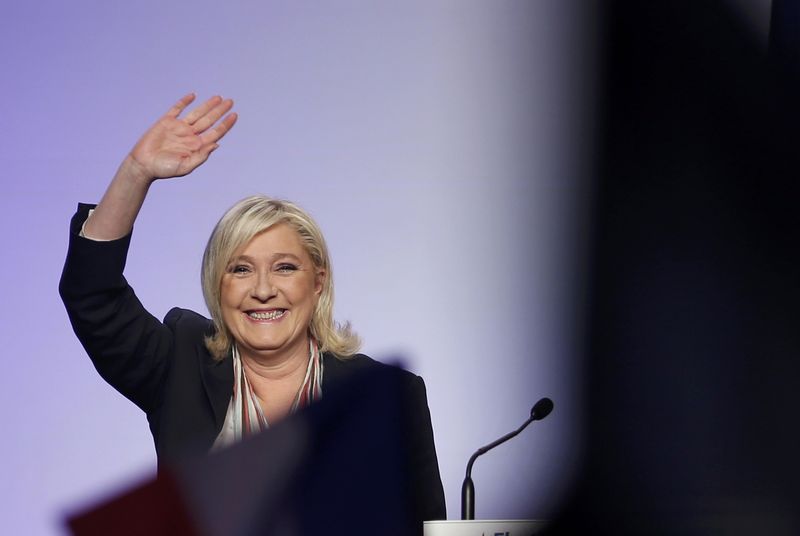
[{"xmin": 236, "ymin": 338, "xmax": 307, "ymax": 361}]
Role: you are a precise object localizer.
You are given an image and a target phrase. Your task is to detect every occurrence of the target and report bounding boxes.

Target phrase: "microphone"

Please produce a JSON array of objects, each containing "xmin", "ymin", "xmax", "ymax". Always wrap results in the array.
[{"xmin": 460, "ymin": 397, "xmax": 554, "ymax": 520}]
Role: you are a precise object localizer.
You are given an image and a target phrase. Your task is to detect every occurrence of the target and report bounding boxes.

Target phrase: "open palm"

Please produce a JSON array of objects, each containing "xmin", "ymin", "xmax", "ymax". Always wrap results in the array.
[{"xmin": 129, "ymin": 93, "xmax": 238, "ymax": 180}]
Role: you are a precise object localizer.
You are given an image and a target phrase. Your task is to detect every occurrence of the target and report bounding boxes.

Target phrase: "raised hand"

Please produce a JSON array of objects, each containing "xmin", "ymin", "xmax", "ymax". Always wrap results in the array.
[
  {"xmin": 128, "ymin": 93, "xmax": 238, "ymax": 181},
  {"xmin": 83, "ymin": 93, "xmax": 238, "ymax": 240}
]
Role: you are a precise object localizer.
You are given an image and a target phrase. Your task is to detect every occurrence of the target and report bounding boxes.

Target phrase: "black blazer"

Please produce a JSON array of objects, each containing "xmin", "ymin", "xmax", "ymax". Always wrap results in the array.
[{"xmin": 59, "ymin": 203, "xmax": 446, "ymax": 521}]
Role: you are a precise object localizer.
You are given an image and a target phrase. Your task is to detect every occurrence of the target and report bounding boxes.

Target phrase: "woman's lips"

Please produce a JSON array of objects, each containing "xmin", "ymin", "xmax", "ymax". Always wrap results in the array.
[{"xmin": 245, "ymin": 309, "xmax": 287, "ymax": 322}]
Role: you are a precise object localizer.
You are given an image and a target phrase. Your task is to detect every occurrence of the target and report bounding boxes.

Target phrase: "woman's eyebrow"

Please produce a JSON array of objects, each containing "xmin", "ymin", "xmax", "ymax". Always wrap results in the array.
[
  {"xmin": 229, "ymin": 252, "xmax": 302, "ymax": 263},
  {"xmin": 271, "ymin": 253, "xmax": 302, "ymax": 262},
  {"xmin": 227, "ymin": 252, "xmax": 303, "ymax": 266},
  {"xmin": 228, "ymin": 254, "xmax": 254, "ymax": 264}
]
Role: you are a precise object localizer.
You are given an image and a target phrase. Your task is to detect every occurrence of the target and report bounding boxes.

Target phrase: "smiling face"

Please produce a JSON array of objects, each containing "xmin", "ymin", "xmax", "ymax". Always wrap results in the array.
[{"xmin": 220, "ymin": 223, "xmax": 325, "ymax": 363}]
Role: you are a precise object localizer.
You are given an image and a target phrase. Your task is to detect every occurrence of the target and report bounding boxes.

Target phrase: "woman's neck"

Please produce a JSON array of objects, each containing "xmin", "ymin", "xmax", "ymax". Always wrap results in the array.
[
  {"xmin": 239, "ymin": 340, "xmax": 310, "ymax": 383},
  {"xmin": 240, "ymin": 342, "xmax": 310, "ymax": 423}
]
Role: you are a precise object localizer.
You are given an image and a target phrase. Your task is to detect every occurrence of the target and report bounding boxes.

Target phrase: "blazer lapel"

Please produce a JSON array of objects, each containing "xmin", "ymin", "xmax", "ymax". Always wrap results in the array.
[{"xmin": 198, "ymin": 341, "xmax": 234, "ymax": 431}]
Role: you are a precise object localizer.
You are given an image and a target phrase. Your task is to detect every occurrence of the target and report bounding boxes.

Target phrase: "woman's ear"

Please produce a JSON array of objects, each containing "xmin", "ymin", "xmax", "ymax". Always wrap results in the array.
[{"xmin": 314, "ymin": 268, "xmax": 326, "ymax": 296}]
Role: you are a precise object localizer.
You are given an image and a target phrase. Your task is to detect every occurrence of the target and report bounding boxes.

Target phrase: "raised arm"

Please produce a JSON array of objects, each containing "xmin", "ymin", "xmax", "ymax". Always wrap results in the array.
[
  {"xmin": 84, "ymin": 93, "xmax": 237, "ymax": 240},
  {"xmin": 60, "ymin": 94, "xmax": 236, "ymax": 413}
]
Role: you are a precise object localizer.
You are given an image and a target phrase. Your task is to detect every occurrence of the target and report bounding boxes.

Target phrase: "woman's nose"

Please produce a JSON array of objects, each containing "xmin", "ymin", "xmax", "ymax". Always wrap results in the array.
[{"xmin": 251, "ymin": 271, "xmax": 276, "ymax": 301}]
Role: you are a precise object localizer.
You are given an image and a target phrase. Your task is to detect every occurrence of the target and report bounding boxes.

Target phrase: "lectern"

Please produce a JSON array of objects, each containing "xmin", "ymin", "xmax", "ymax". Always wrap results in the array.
[{"xmin": 424, "ymin": 519, "xmax": 548, "ymax": 535}]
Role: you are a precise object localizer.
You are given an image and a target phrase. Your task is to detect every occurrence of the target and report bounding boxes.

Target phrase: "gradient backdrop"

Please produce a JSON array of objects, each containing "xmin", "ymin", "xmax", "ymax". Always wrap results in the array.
[{"xmin": 1, "ymin": 2, "xmax": 588, "ymax": 534}]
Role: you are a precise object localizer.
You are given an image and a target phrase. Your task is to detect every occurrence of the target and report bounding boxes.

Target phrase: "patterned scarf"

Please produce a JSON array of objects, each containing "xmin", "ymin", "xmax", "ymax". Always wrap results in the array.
[{"xmin": 212, "ymin": 339, "xmax": 323, "ymax": 451}]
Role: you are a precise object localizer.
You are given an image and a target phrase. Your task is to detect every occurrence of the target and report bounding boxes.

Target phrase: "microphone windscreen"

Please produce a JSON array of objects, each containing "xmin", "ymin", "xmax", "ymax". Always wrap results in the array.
[{"xmin": 530, "ymin": 397, "xmax": 554, "ymax": 421}]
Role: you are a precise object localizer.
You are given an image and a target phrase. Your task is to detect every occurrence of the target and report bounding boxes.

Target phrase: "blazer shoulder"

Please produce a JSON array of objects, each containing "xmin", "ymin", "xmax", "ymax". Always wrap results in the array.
[
  {"xmin": 164, "ymin": 307, "xmax": 215, "ymax": 338},
  {"xmin": 323, "ymin": 352, "xmax": 424, "ymax": 392},
  {"xmin": 324, "ymin": 352, "xmax": 412, "ymax": 372}
]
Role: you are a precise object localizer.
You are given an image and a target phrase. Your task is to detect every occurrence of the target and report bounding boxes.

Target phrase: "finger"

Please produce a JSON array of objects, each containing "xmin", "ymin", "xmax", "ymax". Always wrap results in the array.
[
  {"xmin": 199, "ymin": 112, "xmax": 238, "ymax": 145},
  {"xmin": 184, "ymin": 95, "xmax": 223, "ymax": 125},
  {"xmin": 165, "ymin": 93, "xmax": 196, "ymax": 118},
  {"xmin": 191, "ymin": 98, "xmax": 234, "ymax": 134}
]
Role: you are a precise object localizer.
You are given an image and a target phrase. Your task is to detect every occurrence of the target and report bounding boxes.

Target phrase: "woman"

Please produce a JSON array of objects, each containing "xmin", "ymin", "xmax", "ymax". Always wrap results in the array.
[{"xmin": 59, "ymin": 94, "xmax": 446, "ymax": 522}]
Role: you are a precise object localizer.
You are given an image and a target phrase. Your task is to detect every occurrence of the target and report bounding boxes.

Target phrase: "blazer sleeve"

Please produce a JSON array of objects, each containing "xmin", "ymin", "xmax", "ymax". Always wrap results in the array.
[
  {"xmin": 405, "ymin": 374, "xmax": 447, "ymax": 521},
  {"xmin": 59, "ymin": 203, "xmax": 172, "ymax": 415}
]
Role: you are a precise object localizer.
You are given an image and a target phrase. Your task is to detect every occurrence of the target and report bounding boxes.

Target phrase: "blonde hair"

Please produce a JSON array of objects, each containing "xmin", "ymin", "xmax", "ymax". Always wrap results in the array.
[{"xmin": 201, "ymin": 195, "xmax": 360, "ymax": 360}]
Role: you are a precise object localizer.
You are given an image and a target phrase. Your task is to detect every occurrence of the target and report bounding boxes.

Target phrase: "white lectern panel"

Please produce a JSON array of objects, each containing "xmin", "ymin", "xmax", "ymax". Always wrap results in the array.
[{"xmin": 423, "ymin": 519, "xmax": 548, "ymax": 536}]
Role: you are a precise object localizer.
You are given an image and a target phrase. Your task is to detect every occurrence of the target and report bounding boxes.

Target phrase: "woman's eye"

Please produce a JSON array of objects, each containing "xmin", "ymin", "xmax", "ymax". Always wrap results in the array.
[
  {"xmin": 230, "ymin": 265, "xmax": 251, "ymax": 274},
  {"xmin": 276, "ymin": 263, "xmax": 298, "ymax": 273}
]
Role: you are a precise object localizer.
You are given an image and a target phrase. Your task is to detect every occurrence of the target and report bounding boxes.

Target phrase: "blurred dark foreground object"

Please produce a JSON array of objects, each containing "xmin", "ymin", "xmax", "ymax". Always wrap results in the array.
[
  {"xmin": 546, "ymin": 1, "xmax": 800, "ymax": 534},
  {"xmin": 67, "ymin": 362, "xmax": 419, "ymax": 536}
]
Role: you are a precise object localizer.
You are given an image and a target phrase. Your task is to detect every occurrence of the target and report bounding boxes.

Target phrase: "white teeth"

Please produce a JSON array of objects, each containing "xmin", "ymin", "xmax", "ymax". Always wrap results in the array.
[{"xmin": 248, "ymin": 310, "xmax": 285, "ymax": 321}]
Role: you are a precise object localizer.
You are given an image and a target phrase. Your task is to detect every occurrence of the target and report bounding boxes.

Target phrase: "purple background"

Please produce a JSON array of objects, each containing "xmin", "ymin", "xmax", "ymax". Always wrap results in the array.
[{"xmin": 1, "ymin": 2, "xmax": 592, "ymax": 533}]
